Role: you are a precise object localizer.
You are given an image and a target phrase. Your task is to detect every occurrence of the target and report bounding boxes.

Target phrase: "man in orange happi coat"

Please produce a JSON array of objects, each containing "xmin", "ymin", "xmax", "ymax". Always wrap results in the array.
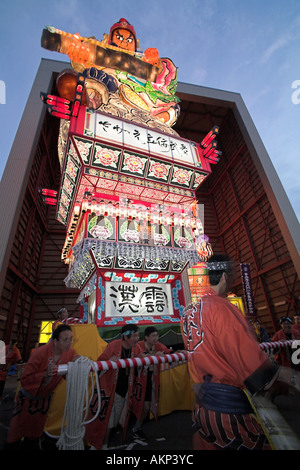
[
  {"xmin": 131, "ymin": 326, "xmax": 172, "ymax": 441},
  {"xmin": 85, "ymin": 324, "xmax": 143, "ymax": 450},
  {"xmin": 6, "ymin": 325, "xmax": 76, "ymax": 449},
  {"xmin": 181, "ymin": 253, "xmax": 300, "ymax": 451}
]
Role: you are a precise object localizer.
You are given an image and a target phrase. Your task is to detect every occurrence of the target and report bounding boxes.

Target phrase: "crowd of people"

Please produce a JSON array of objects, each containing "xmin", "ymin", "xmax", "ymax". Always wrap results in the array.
[
  {"xmin": 1, "ymin": 254, "xmax": 300, "ymax": 451},
  {"xmin": 2, "ymin": 318, "xmax": 179, "ymax": 450}
]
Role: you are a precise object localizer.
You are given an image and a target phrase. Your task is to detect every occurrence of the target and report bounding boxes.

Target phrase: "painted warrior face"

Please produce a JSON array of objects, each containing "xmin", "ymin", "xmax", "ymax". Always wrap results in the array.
[{"xmin": 111, "ymin": 28, "xmax": 136, "ymax": 52}]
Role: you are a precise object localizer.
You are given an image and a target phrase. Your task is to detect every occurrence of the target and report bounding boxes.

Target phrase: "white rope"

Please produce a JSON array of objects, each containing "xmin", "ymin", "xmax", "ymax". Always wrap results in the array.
[{"xmin": 56, "ymin": 356, "xmax": 101, "ymax": 450}]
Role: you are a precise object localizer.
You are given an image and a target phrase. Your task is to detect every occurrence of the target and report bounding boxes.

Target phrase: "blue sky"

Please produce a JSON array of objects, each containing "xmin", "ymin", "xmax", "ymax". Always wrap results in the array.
[{"xmin": 0, "ymin": 0, "xmax": 299, "ymax": 221}]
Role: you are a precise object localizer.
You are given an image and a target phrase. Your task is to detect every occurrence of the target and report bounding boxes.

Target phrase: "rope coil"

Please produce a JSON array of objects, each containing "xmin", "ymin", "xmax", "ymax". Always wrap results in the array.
[
  {"xmin": 56, "ymin": 356, "xmax": 101, "ymax": 450},
  {"xmin": 55, "ymin": 352, "xmax": 187, "ymax": 449}
]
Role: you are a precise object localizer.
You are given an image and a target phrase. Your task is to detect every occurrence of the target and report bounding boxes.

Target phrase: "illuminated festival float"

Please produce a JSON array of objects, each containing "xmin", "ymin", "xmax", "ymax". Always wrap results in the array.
[{"xmin": 40, "ymin": 18, "xmax": 223, "ymax": 340}]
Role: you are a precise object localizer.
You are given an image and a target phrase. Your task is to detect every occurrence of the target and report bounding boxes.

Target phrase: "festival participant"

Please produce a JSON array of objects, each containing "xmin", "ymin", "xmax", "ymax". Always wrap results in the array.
[
  {"xmin": 52, "ymin": 307, "xmax": 83, "ymax": 333},
  {"xmin": 131, "ymin": 326, "xmax": 172, "ymax": 440},
  {"xmin": 6, "ymin": 324, "xmax": 76, "ymax": 448},
  {"xmin": 253, "ymin": 318, "xmax": 269, "ymax": 343},
  {"xmin": 181, "ymin": 253, "xmax": 300, "ymax": 451},
  {"xmin": 272, "ymin": 316, "xmax": 300, "ymax": 369},
  {"xmin": 85, "ymin": 324, "xmax": 143, "ymax": 450},
  {"xmin": 52, "ymin": 307, "xmax": 68, "ymax": 331},
  {"xmin": 249, "ymin": 309, "xmax": 270, "ymax": 343},
  {"xmin": 0, "ymin": 339, "xmax": 22, "ymax": 398},
  {"xmin": 292, "ymin": 312, "xmax": 300, "ymax": 338}
]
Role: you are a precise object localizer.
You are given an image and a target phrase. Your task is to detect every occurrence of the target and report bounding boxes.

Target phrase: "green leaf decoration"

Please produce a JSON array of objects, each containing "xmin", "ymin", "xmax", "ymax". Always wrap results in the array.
[{"xmin": 88, "ymin": 216, "xmax": 97, "ymax": 232}]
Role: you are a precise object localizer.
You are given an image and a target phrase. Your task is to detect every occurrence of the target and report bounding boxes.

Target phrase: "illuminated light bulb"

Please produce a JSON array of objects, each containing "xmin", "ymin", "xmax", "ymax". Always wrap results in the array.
[
  {"xmin": 153, "ymin": 213, "xmax": 159, "ymax": 225},
  {"xmin": 165, "ymin": 211, "xmax": 171, "ymax": 226},
  {"xmin": 91, "ymin": 199, "xmax": 97, "ymax": 214},
  {"xmin": 170, "ymin": 213, "xmax": 174, "ymax": 227},
  {"xmin": 81, "ymin": 198, "xmax": 88, "ymax": 212},
  {"xmin": 108, "ymin": 202, "xmax": 113, "ymax": 217},
  {"xmin": 196, "ymin": 220, "xmax": 204, "ymax": 233},
  {"xmin": 184, "ymin": 217, "xmax": 190, "ymax": 228},
  {"xmin": 74, "ymin": 203, "xmax": 80, "ymax": 216},
  {"xmin": 132, "ymin": 206, "xmax": 137, "ymax": 219},
  {"xmin": 136, "ymin": 207, "xmax": 142, "ymax": 222},
  {"xmin": 142, "ymin": 208, "xmax": 147, "ymax": 223},
  {"xmin": 99, "ymin": 200, "xmax": 105, "ymax": 216}
]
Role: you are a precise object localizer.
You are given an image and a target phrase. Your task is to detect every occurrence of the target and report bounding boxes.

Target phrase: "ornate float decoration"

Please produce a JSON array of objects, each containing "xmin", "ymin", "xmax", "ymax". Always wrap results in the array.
[{"xmin": 40, "ymin": 18, "xmax": 220, "ymax": 338}]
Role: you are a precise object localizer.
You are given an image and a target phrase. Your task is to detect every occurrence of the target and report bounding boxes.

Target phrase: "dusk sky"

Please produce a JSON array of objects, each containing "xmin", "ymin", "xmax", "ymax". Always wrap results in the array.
[{"xmin": 1, "ymin": 0, "xmax": 299, "ymax": 221}]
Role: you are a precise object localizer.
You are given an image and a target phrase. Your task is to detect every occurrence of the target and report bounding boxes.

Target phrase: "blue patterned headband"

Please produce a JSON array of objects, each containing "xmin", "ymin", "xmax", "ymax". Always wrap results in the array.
[{"xmin": 122, "ymin": 329, "xmax": 137, "ymax": 336}]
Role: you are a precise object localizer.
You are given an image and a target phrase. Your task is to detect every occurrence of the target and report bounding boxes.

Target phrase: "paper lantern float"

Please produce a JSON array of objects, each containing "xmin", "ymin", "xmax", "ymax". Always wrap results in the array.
[{"xmin": 40, "ymin": 19, "xmax": 222, "ymax": 335}]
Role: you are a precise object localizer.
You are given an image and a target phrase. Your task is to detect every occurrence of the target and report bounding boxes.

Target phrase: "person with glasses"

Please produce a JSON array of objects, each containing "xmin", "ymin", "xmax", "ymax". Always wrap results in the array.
[{"xmin": 6, "ymin": 325, "xmax": 76, "ymax": 448}]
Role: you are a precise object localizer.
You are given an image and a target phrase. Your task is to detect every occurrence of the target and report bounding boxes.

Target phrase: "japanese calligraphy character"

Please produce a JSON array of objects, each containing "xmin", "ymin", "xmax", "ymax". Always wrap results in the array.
[
  {"xmin": 110, "ymin": 284, "xmax": 139, "ymax": 313},
  {"xmin": 98, "ymin": 120, "xmax": 111, "ymax": 132},
  {"xmin": 139, "ymin": 286, "xmax": 168, "ymax": 313}
]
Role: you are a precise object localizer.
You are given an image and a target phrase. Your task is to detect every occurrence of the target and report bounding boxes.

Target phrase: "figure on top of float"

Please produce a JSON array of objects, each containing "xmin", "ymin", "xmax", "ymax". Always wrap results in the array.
[{"xmin": 51, "ymin": 18, "xmax": 180, "ymax": 127}]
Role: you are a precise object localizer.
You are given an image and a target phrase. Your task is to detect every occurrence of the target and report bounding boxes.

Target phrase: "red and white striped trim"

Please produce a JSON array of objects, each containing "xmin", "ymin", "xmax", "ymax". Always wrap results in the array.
[{"xmin": 56, "ymin": 351, "xmax": 189, "ymax": 375}]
